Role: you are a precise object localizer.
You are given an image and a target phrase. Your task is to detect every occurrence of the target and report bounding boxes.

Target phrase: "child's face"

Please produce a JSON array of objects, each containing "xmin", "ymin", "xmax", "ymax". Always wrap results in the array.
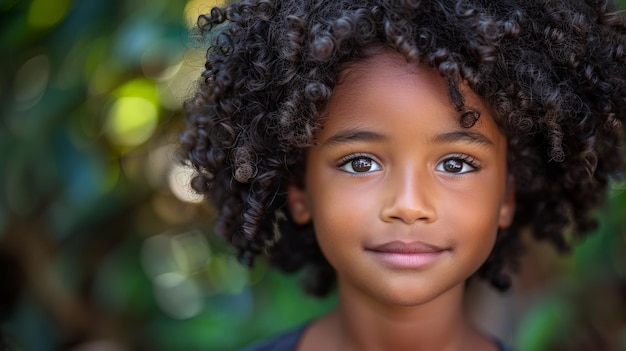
[{"xmin": 288, "ymin": 51, "xmax": 515, "ymax": 306}]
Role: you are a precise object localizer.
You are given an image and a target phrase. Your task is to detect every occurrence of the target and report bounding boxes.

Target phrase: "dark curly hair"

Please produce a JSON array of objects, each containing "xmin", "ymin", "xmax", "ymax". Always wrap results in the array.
[{"xmin": 180, "ymin": 0, "xmax": 626, "ymax": 296}]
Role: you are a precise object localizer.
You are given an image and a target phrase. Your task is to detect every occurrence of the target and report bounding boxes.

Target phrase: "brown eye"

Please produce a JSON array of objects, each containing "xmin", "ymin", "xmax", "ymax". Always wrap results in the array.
[
  {"xmin": 436, "ymin": 156, "xmax": 478, "ymax": 174},
  {"xmin": 352, "ymin": 158, "xmax": 372, "ymax": 172},
  {"xmin": 443, "ymin": 159, "xmax": 463, "ymax": 173},
  {"xmin": 338, "ymin": 154, "xmax": 382, "ymax": 174}
]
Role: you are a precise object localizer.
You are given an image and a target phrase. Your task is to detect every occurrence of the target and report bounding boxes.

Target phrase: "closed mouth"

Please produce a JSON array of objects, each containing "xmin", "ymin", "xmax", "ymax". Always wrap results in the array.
[
  {"xmin": 365, "ymin": 241, "xmax": 448, "ymax": 269},
  {"xmin": 367, "ymin": 240, "xmax": 447, "ymax": 254}
]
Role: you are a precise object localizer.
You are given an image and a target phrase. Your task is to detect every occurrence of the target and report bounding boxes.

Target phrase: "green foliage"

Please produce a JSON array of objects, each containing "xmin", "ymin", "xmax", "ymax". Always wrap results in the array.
[
  {"xmin": 514, "ymin": 190, "xmax": 626, "ymax": 350},
  {"xmin": 0, "ymin": 1, "xmax": 335, "ymax": 349}
]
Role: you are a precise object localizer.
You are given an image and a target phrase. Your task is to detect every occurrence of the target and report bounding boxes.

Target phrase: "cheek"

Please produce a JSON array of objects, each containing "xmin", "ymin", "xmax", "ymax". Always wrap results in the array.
[
  {"xmin": 443, "ymin": 185, "xmax": 501, "ymax": 247},
  {"xmin": 309, "ymin": 188, "xmax": 371, "ymax": 238},
  {"xmin": 306, "ymin": 166, "xmax": 375, "ymax": 229},
  {"xmin": 307, "ymin": 182, "xmax": 376, "ymax": 260}
]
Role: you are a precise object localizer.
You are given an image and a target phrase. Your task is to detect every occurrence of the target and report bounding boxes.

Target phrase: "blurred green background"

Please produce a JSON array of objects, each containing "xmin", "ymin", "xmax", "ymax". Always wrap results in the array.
[{"xmin": 0, "ymin": 0, "xmax": 624, "ymax": 350}]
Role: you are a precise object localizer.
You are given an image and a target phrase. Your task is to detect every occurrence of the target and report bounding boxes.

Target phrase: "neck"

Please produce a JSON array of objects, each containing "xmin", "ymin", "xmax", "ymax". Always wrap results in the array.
[{"xmin": 328, "ymin": 283, "xmax": 481, "ymax": 351}]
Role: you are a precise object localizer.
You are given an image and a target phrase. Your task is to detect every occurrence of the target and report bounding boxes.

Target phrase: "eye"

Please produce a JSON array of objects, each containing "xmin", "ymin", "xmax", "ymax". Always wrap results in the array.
[
  {"xmin": 436, "ymin": 155, "xmax": 479, "ymax": 174},
  {"xmin": 338, "ymin": 154, "xmax": 382, "ymax": 174}
]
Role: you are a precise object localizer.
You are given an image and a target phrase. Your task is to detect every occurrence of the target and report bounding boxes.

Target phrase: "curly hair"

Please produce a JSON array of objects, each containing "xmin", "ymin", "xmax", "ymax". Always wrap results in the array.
[{"xmin": 180, "ymin": 0, "xmax": 626, "ymax": 296}]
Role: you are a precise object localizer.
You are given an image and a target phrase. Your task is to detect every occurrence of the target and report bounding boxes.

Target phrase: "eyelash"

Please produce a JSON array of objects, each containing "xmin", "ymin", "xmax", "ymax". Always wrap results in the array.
[
  {"xmin": 337, "ymin": 153, "xmax": 381, "ymax": 175},
  {"xmin": 436, "ymin": 154, "xmax": 481, "ymax": 174},
  {"xmin": 336, "ymin": 153, "xmax": 481, "ymax": 175}
]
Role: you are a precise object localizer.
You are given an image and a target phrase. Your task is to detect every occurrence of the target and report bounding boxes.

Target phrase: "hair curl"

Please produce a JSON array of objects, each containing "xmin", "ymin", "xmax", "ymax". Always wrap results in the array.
[{"xmin": 181, "ymin": 0, "xmax": 626, "ymax": 296}]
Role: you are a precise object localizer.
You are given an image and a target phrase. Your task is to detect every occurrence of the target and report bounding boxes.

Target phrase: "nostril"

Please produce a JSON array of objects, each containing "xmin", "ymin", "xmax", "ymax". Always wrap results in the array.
[
  {"xmin": 381, "ymin": 205, "xmax": 435, "ymax": 224},
  {"xmin": 379, "ymin": 173, "xmax": 437, "ymax": 223}
]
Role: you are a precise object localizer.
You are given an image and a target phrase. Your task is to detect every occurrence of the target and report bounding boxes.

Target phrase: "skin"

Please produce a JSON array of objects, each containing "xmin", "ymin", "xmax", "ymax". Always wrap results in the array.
[{"xmin": 288, "ymin": 50, "xmax": 515, "ymax": 351}]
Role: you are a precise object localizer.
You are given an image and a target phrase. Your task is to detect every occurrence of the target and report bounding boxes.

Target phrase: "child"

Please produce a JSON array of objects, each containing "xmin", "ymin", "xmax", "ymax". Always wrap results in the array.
[{"xmin": 180, "ymin": 0, "xmax": 626, "ymax": 350}]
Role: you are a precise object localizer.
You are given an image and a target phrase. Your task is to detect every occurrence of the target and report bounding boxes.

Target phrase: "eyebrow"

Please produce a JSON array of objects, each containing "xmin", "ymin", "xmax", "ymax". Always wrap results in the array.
[
  {"xmin": 432, "ymin": 131, "xmax": 494, "ymax": 147},
  {"xmin": 320, "ymin": 128, "xmax": 494, "ymax": 148},
  {"xmin": 321, "ymin": 128, "xmax": 387, "ymax": 147}
]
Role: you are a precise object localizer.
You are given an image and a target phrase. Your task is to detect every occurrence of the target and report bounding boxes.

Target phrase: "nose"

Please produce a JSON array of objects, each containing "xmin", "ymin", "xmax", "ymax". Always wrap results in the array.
[{"xmin": 379, "ymin": 168, "xmax": 437, "ymax": 224}]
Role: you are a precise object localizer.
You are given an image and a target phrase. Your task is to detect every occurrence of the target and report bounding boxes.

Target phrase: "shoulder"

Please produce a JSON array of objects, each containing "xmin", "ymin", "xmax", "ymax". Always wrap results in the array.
[
  {"xmin": 239, "ymin": 324, "xmax": 308, "ymax": 351},
  {"xmin": 494, "ymin": 338, "xmax": 515, "ymax": 351}
]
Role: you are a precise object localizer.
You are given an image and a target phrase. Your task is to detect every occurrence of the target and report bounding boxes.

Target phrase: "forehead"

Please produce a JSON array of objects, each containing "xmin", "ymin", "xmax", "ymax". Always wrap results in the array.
[
  {"xmin": 335, "ymin": 53, "xmax": 447, "ymax": 110},
  {"xmin": 315, "ymin": 50, "xmax": 506, "ymax": 148}
]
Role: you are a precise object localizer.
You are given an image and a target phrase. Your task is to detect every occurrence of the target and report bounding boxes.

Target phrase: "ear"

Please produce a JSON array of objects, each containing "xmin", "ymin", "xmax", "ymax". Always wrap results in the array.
[
  {"xmin": 287, "ymin": 185, "xmax": 312, "ymax": 225},
  {"xmin": 498, "ymin": 176, "xmax": 516, "ymax": 229}
]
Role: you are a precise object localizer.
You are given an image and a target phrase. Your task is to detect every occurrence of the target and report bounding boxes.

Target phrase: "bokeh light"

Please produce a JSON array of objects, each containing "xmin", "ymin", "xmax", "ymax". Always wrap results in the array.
[
  {"xmin": 105, "ymin": 97, "xmax": 158, "ymax": 147},
  {"xmin": 27, "ymin": 0, "xmax": 71, "ymax": 29},
  {"xmin": 141, "ymin": 231, "xmax": 210, "ymax": 319},
  {"xmin": 14, "ymin": 54, "xmax": 49, "ymax": 110},
  {"xmin": 168, "ymin": 163, "xmax": 204, "ymax": 204},
  {"xmin": 171, "ymin": 230, "xmax": 211, "ymax": 274},
  {"xmin": 184, "ymin": 0, "xmax": 228, "ymax": 27},
  {"xmin": 153, "ymin": 272, "xmax": 204, "ymax": 320},
  {"xmin": 207, "ymin": 254, "xmax": 250, "ymax": 295}
]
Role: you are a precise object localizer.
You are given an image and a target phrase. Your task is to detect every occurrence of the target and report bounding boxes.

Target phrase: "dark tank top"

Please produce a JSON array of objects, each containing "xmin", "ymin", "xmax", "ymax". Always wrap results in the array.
[{"xmin": 240, "ymin": 324, "xmax": 514, "ymax": 351}]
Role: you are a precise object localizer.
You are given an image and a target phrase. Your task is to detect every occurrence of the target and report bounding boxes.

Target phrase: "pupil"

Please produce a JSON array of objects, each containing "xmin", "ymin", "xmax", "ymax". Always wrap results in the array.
[
  {"xmin": 444, "ymin": 159, "xmax": 462, "ymax": 172},
  {"xmin": 352, "ymin": 158, "xmax": 371, "ymax": 172}
]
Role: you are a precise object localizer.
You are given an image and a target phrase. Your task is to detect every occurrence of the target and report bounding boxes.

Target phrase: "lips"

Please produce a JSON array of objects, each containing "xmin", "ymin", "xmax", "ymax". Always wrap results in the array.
[
  {"xmin": 366, "ymin": 241, "xmax": 448, "ymax": 269},
  {"xmin": 368, "ymin": 241, "xmax": 446, "ymax": 254}
]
